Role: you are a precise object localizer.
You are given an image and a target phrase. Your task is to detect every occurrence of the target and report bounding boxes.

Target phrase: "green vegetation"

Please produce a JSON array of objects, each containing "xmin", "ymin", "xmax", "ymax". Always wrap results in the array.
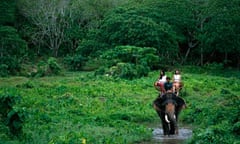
[
  {"xmin": 0, "ymin": 72, "xmax": 156, "ymax": 143},
  {"xmin": 1, "ymin": 0, "xmax": 240, "ymax": 143},
  {"xmin": 180, "ymin": 66, "xmax": 240, "ymax": 143},
  {"xmin": 1, "ymin": 0, "xmax": 240, "ymax": 77},
  {"xmin": 0, "ymin": 67, "xmax": 240, "ymax": 143}
]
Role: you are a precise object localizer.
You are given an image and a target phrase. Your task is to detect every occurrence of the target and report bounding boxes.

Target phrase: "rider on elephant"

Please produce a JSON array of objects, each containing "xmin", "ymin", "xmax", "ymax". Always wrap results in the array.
[
  {"xmin": 164, "ymin": 76, "xmax": 173, "ymax": 93},
  {"xmin": 154, "ymin": 70, "xmax": 167, "ymax": 94},
  {"xmin": 173, "ymin": 70, "xmax": 183, "ymax": 96}
]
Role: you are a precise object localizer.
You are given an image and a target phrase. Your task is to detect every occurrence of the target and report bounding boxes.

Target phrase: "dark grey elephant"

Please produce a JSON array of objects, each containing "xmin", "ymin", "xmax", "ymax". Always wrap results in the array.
[{"xmin": 153, "ymin": 92, "xmax": 186, "ymax": 135}]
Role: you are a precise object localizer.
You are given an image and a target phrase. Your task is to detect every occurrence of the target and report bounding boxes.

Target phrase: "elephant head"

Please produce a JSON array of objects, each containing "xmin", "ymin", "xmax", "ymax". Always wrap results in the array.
[{"xmin": 153, "ymin": 92, "xmax": 186, "ymax": 135}]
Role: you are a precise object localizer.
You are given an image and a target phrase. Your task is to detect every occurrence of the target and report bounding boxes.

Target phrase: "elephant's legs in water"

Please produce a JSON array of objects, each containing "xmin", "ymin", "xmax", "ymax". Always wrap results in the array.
[
  {"xmin": 175, "ymin": 122, "xmax": 179, "ymax": 134},
  {"xmin": 153, "ymin": 104, "xmax": 169, "ymax": 135},
  {"xmin": 153, "ymin": 107, "xmax": 168, "ymax": 135},
  {"xmin": 172, "ymin": 115, "xmax": 178, "ymax": 135},
  {"xmin": 167, "ymin": 116, "xmax": 178, "ymax": 135}
]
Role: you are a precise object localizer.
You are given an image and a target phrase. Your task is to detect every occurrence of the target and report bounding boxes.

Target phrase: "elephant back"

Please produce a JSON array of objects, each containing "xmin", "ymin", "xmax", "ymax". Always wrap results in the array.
[
  {"xmin": 162, "ymin": 93, "xmax": 177, "ymax": 105},
  {"xmin": 154, "ymin": 93, "xmax": 186, "ymax": 108}
]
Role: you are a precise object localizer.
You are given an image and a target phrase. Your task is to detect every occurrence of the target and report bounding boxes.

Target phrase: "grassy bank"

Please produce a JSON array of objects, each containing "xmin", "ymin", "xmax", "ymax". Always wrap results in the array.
[
  {"xmin": 0, "ymin": 66, "xmax": 239, "ymax": 143},
  {"xmin": 0, "ymin": 72, "xmax": 158, "ymax": 143}
]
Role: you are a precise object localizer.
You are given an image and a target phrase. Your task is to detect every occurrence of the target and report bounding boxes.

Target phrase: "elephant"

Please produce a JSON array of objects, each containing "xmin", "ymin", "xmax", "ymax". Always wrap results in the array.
[{"xmin": 153, "ymin": 92, "xmax": 186, "ymax": 135}]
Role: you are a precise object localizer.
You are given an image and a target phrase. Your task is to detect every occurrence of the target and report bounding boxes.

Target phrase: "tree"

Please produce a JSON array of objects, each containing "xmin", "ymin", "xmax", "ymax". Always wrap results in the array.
[
  {"xmin": 18, "ymin": 0, "xmax": 71, "ymax": 57},
  {"xmin": 97, "ymin": 6, "xmax": 179, "ymax": 65},
  {"xmin": 0, "ymin": 0, "xmax": 16, "ymax": 25},
  {"xmin": 17, "ymin": 0, "xmax": 129, "ymax": 57},
  {"xmin": 198, "ymin": 0, "xmax": 240, "ymax": 66},
  {"xmin": 146, "ymin": 0, "xmax": 197, "ymax": 64},
  {"xmin": 0, "ymin": 26, "xmax": 27, "ymax": 75},
  {"xmin": 69, "ymin": 0, "xmax": 128, "ymax": 28},
  {"xmin": 0, "ymin": 0, "xmax": 28, "ymax": 76},
  {"xmin": 63, "ymin": 0, "xmax": 128, "ymax": 55}
]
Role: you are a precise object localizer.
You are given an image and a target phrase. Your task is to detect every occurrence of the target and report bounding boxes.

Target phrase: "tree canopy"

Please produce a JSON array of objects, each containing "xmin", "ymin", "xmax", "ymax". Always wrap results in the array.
[{"xmin": 0, "ymin": 0, "xmax": 239, "ymax": 76}]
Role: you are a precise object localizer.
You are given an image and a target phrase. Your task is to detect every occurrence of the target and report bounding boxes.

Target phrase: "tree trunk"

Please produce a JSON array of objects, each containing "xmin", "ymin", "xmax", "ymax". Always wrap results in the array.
[
  {"xmin": 224, "ymin": 51, "xmax": 228, "ymax": 66},
  {"xmin": 238, "ymin": 56, "xmax": 240, "ymax": 70},
  {"xmin": 200, "ymin": 47, "xmax": 203, "ymax": 66},
  {"xmin": 198, "ymin": 16, "xmax": 211, "ymax": 66},
  {"xmin": 182, "ymin": 40, "xmax": 199, "ymax": 65}
]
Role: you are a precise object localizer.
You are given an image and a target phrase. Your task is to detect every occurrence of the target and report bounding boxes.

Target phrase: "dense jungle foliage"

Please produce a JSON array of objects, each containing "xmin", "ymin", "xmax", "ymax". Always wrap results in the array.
[
  {"xmin": 0, "ymin": 0, "xmax": 240, "ymax": 77},
  {"xmin": 0, "ymin": 0, "xmax": 240, "ymax": 143}
]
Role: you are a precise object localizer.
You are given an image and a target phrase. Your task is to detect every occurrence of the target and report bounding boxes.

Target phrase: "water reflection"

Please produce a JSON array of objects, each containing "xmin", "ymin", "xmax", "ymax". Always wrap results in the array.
[{"xmin": 151, "ymin": 128, "xmax": 192, "ymax": 144}]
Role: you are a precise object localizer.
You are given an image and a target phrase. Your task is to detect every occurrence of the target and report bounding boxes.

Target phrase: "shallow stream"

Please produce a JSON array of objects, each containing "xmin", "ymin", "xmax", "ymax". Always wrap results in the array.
[
  {"xmin": 141, "ymin": 123, "xmax": 192, "ymax": 144},
  {"xmin": 151, "ymin": 127, "xmax": 192, "ymax": 144}
]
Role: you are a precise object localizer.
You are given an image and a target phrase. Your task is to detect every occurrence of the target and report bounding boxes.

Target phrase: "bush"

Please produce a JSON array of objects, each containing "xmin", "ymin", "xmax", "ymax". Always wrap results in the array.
[
  {"xmin": 94, "ymin": 67, "xmax": 107, "ymax": 76},
  {"xmin": 47, "ymin": 57, "xmax": 62, "ymax": 75},
  {"xmin": 101, "ymin": 45, "xmax": 159, "ymax": 67},
  {"xmin": 106, "ymin": 62, "xmax": 150, "ymax": 80},
  {"xmin": 0, "ymin": 57, "xmax": 21, "ymax": 77},
  {"xmin": 95, "ymin": 46, "xmax": 155, "ymax": 79},
  {"xmin": 203, "ymin": 62, "xmax": 224, "ymax": 71},
  {"xmin": 0, "ymin": 94, "xmax": 24, "ymax": 137},
  {"xmin": 0, "ymin": 64, "xmax": 8, "ymax": 77},
  {"xmin": 77, "ymin": 39, "xmax": 108, "ymax": 57},
  {"xmin": 31, "ymin": 57, "xmax": 62, "ymax": 77},
  {"xmin": 187, "ymin": 92, "xmax": 240, "ymax": 143},
  {"xmin": 64, "ymin": 55, "xmax": 87, "ymax": 71}
]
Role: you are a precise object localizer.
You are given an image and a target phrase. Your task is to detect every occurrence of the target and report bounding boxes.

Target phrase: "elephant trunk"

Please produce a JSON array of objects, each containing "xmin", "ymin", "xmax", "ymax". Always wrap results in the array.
[
  {"xmin": 165, "ymin": 103, "xmax": 176, "ymax": 122},
  {"xmin": 165, "ymin": 103, "xmax": 178, "ymax": 134},
  {"xmin": 166, "ymin": 112, "xmax": 176, "ymax": 124}
]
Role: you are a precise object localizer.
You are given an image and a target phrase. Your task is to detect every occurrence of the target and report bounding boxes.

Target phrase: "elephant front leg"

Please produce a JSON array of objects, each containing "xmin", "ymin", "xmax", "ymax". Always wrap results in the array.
[
  {"xmin": 162, "ymin": 121, "xmax": 170, "ymax": 135},
  {"xmin": 171, "ymin": 119, "xmax": 179, "ymax": 135},
  {"xmin": 158, "ymin": 113, "xmax": 169, "ymax": 135},
  {"xmin": 174, "ymin": 113, "xmax": 179, "ymax": 135},
  {"xmin": 172, "ymin": 121, "xmax": 179, "ymax": 135},
  {"xmin": 175, "ymin": 127, "xmax": 179, "ymax": 135}
]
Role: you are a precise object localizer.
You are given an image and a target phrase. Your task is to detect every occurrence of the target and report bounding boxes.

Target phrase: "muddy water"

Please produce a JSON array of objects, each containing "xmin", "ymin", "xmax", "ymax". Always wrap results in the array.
[
  {"xmin": 142, "ymin": 123, "xmax": 192, "ymax": 144},
  {"xmin": 151, "ymin": 127, "xmax": 192, "ymax": 144}
]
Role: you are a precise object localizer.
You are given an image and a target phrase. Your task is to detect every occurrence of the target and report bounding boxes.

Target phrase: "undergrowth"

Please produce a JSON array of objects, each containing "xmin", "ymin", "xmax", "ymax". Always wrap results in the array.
[{"xmin": 0, "ymin": 66, "xmax": 239, "ymax": 143}]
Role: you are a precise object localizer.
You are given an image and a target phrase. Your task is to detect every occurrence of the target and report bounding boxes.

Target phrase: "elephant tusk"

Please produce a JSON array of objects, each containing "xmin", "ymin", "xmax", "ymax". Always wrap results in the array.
[{"xmin": 165, "ymin": 114, "xmax": 170, "ymax": 123}]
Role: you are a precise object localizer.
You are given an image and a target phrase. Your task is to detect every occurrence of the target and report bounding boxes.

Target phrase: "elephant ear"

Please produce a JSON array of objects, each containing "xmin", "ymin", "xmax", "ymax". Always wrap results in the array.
[
  {"xmin": 153, "ymin": 96, "xmax": 165, "ymax": 110},
  {"xmin": 175, "ymin": 97, "xmax": 186, "ymax": 107}
]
